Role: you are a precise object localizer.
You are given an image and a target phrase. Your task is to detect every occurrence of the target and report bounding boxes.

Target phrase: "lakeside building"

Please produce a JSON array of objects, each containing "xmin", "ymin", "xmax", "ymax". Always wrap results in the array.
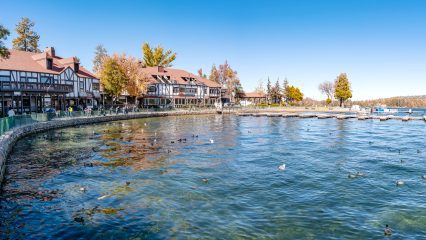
[
  {"xmin": 238, "ymin": 92, "xmax": 267, "ymax": 106},
  {"xmin": 0, "ymin": 47, "xmax": 100, "ymax": 116},
  {"xmin": 140, "ymin": 66, "xmax": 222, "ymax": 108}
]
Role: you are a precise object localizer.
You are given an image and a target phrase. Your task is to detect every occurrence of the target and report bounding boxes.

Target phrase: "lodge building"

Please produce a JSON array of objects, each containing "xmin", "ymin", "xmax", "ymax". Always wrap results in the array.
[
  {"xmin": 140, "ymin": 66, "xmax": 222, "ymax": 108},
  {"xmin": 0, "ymin": 47, "xmax": 100, "ymax": 116}
]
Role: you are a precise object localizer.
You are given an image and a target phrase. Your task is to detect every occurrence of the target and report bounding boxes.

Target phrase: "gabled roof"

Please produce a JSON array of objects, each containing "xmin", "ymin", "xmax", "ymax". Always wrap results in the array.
[
  {"xmin": 141, "ymin": 66, "xmax": 221, "ymax": 88},
  {"xmin": 0, "ymin": 49, "xmax": 98, "ymax": 79},
  {"xmin": 239, "ymin": 92, "xmax": 266, "ymax": 98}
]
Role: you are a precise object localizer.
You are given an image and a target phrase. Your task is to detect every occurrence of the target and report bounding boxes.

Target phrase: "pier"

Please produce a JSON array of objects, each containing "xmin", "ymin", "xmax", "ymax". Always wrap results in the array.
[{"xmin": 235, "ymin": 112, "xmax": 426, "ymax": 122}]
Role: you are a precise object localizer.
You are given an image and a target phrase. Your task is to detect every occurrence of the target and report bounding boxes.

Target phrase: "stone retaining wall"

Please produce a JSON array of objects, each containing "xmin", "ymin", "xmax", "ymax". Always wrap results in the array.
[{"xmin": 0, "ymin": 110, "xmax": 217, "ymax": 187}]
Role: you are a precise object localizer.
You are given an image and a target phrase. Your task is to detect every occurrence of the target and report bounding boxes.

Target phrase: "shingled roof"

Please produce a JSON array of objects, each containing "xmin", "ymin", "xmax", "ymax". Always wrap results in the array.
[
  {"xmin": 140, "ymin": 66, "xmax": 221, "ymax": 88},
  {"xmin": 0, "ymin": 48, "xmax": 98, "ymax": 79}
]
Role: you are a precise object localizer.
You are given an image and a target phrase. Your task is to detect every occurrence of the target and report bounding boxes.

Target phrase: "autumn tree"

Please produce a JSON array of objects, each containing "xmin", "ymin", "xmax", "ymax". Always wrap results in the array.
[
  {"xmin": 92, "ymin": 44, "xmax": 108, "ymax": 74},
  {"xmin": 209, "ymin": 64, "xmax": 220, "ymax": 83},
  {"xmin": 318, "ymin": 80, "xmax": 334, "ymax": 105},
  {"xmin": 99, "ymin": 55, "xmax": 129, "ymax": 105},
  {"xmin": 116, "ymin": 54, "xmax": 150, "ymax": 102},
  {"xmin": 217, "ymin": 61, "xmax": 243, "ymax": 101},
  {"xmin": 285, "ymin": 85, "xmax": 304, "ymax": 103},
  {"xmin": 334, "ymin": 73, "xmax": 352, "ymax": 107},
  {"xmin": 0, "ymin": 25, "xmax": 10, "ymax": 59},
  {"xmin": 12, "ymin": 17, "xmax": 40, "ymax": 52},
  {"xmin": 142, "ymin": 42, "xmax": 176, "ymax": 67}
]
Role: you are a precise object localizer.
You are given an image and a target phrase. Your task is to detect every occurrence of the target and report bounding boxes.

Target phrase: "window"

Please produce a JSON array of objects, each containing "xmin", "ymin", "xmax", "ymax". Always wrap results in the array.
[
  {"xmin": 28, "ymin": 77, "xmax": 37, "ymax": 83},
  {"xmin": 173, "ymin": 87, "xmax": 179, "ymax": 93},
  {"xmin": 93, "ymin": 83, "xmax": 100, "ymax": 91},
  {"xmin": 80, "ymin": 80, "xmax": 84, "ymax": 90},
  {"xmin": 0, "ymin": 76, "xmax": 11, "ymax": 82},
  {"xmin": 41, "ymin": 76, "xmax": 53, "ymax": 84},
  {"xmin": 20, "ymin": 76, "xmax": 26, "ymax": 82},
  {"xmin": 148, "ymin": 86, "xmax": 157, "ymax": 93}
]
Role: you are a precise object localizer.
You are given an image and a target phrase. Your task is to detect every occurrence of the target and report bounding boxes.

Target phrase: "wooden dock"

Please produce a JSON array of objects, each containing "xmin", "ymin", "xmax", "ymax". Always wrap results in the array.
[{"xmin": 235, "ymin": 112, "xmax": 426, "ymax": 122}]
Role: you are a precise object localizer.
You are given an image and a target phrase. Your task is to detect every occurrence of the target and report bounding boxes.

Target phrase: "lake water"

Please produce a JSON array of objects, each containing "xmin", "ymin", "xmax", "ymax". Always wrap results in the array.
[{"xmin": 1, "ymin": 115, "xmax": 426, "ymax": 239}]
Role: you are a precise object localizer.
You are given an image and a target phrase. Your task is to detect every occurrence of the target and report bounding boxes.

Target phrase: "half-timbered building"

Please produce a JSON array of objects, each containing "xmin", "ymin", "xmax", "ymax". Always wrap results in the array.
[
  {"xmin": 141, "ymin": 66, "xmax": 222, "ymax": 108},
  {"xmin": 0, "ymin": 47, "xmax": 100, "ymax": 116}
]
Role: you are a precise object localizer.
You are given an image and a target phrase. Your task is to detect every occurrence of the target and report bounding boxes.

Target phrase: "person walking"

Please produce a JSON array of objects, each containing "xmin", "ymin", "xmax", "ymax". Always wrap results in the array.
[{"xmin": 69, "ymin": 106, "xmax": 73, "ymax": 117}]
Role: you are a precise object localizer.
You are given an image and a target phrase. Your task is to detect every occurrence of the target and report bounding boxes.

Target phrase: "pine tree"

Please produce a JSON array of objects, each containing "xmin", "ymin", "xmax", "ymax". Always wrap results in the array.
[
  {"xmin": 12, "ymin": 17, "xmax": 40, "ymax": 52},
  {"xmin": 0, "ymin": 24, "xmax": 10, "ymax": 59},
  {"xmin": 266, "ymin": 77, "xmax": 272, "ymax": 104},
  {"xmin": 334, "ymin": 73, "xmax": 352, "ymax": 107},
  {"xmin": 283, "ymin": 77, "xmax": 289, "ymax": 103},
  {"xmin": 273, "ymin": 79, "xmax": 282, "ymax": 103}
]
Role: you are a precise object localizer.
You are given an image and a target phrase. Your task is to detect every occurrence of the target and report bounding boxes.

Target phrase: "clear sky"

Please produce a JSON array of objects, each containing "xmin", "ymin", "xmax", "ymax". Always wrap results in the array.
[{"xmin": 1, "ymin": 0, "xmax": 426, "ymax": 100}]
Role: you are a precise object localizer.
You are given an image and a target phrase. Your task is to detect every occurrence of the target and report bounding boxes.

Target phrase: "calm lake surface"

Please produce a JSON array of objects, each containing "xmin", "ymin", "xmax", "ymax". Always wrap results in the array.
[{"xmin": 1, "ymin": 115, "xmax": 426, "ymax": 239}]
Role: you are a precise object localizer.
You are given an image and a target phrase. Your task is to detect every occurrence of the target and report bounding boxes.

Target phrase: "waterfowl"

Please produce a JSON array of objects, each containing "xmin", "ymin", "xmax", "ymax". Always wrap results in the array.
[
  {"xmin": 74, "ymin": 216, "xmax": 84, "ymax": 223},
  {"xmin": 395, "ymin": 180, "xmax": 405, "ymax": 186},
  {"xmin": 421, "ymin": 175, "xmax": 426, "ymax": 180},
  {"xmin": 384, "ymin": 225, "xmax": 393, "ymax": 236},
  {"xmin": 209, "ymin": 139, "xmax": 214, "ymax": 144},
  {"xmin": 278, "ymin": 164, "xmax": 286, "ymax": 171},
  {"xmin": 202, "ymin": 178, "xmax": 209, "ymax": 183},
  {"xmin": 348, "ymin": 173, "xmax": 357, "ymax": 178},
  {"xmin": 80, "ymin": 187, "xmax": 87, "ymax": 192},
  {"xmin": 355, "ymin": 172, "xmax": 365, "ymax": 177}
]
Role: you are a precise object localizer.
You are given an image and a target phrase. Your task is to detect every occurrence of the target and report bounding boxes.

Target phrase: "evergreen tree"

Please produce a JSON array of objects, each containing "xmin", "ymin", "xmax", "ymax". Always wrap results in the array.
[
  {"xmin": 0, "ymin": 24, "xmax": 10, "ymax": 59},
  {"xmin": 334, "ymin": 73, "xmax": 352, "ymax": 107},
  {"xmin": 273, "ymin": 79, "xmax": 282, "ymax": 103},
  {"xmin": 283, "ymin": 77, "xmax": 289, "ymax": 103},
  {"xmin": 266, "ymin": 77, "xmax": 272, "ymax": 104},
  {"xmin": 12, "ymin": 17, "xmax": 40, "ymax": 52},
  {"xmin": 92, "ymin": 44, "xmax": 108, "ymax": 74}
]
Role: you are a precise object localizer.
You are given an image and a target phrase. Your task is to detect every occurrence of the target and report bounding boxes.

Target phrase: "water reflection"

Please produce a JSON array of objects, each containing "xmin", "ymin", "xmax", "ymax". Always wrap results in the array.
[{"xmin": 1, "ymin": 115, "xmax": 426, "ymax": 239}]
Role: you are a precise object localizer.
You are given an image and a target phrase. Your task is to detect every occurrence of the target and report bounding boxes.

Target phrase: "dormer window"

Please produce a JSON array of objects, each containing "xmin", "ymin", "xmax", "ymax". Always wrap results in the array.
[
  {"xmin": 46, "ymin": 59, "xmax": 53, "ymax": 70},
  {"xmin": 74, "ymin": 63, "xmax": 80, "ymax": 73}
]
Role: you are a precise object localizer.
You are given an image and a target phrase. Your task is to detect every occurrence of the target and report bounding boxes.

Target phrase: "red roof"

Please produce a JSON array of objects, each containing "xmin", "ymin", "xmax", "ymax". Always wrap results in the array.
[
  {"xmin": 141, "ymin": 66, "xmax": 221, "ymax": 88},
  {"xmin": 0, "ymin": 49, "xmax": 98, "ymax": 79},
  {"xmin": 239, "ymin": 92, "xmax": 266, "ymax": 98}
]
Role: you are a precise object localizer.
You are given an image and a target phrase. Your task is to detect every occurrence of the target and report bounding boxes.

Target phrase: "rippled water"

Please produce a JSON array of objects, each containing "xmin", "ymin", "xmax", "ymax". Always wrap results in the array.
[{"xmin": 1, "ymin": 115, "xmax": 426, "ymax": 239}]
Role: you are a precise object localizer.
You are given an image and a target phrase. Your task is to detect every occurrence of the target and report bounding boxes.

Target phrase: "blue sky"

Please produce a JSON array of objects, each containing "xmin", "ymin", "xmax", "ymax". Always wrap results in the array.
[{"xmin": 1, "ymin": 0, "xmax": 426, "ymax": 100}]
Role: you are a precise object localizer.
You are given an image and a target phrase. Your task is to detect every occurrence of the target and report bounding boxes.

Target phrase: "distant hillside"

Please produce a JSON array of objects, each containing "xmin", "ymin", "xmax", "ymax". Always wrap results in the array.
[{"xmin": 353, "ymin": 95, "xmax": 426, "ymax": 108}]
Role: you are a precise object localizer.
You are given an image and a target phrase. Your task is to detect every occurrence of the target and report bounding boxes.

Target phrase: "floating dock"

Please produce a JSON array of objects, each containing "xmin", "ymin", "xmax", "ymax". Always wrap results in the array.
[{"xmin": 235, "ymin": 112, "xmax": 426, "ymax": 122}]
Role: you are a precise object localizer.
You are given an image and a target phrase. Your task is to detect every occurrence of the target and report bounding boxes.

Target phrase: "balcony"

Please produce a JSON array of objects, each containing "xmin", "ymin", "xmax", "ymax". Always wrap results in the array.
[{"xmin": 0, "ymin": 82, "xmax": 73, "ymax": 93}]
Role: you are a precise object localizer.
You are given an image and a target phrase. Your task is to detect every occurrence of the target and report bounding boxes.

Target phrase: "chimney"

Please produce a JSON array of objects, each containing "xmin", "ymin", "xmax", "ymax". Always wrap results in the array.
[
  {"xmin": 45, "ymin": 47, "xmax": 55, "ymax": 57},
  {"xmin": 157, "ymin": 66, "xmax": 164, "ymax": 72},
  {"xmin": 73, "ymin": 57, "xmax": 80, "ymax": 73}
]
